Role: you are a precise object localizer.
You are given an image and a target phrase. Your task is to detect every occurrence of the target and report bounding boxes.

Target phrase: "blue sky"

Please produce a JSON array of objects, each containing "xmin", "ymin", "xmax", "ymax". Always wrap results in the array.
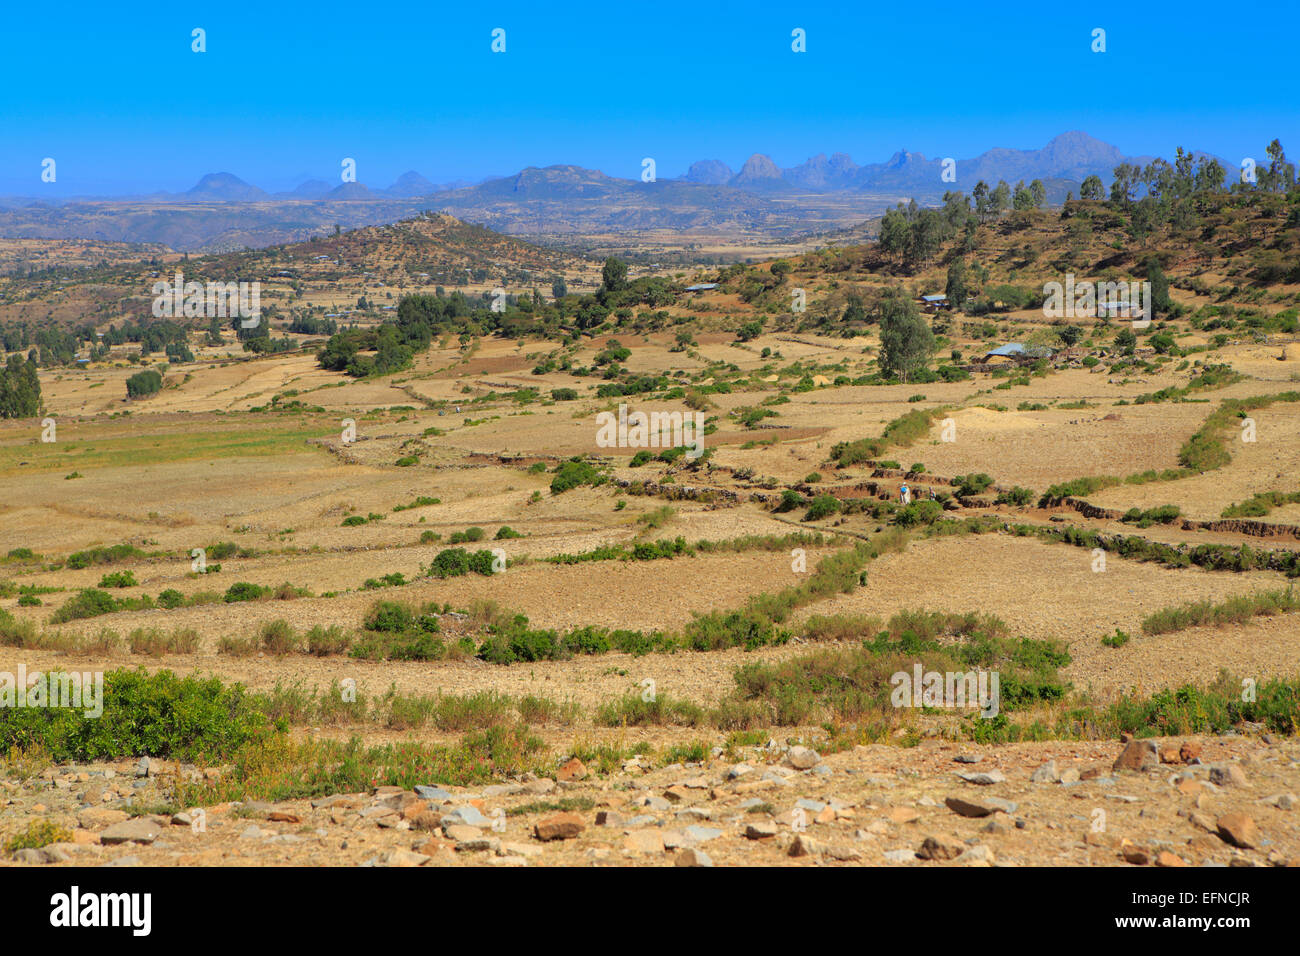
[{"xmin": 1, "ymin": 0, "xmax": 1296, "ymax": 196}]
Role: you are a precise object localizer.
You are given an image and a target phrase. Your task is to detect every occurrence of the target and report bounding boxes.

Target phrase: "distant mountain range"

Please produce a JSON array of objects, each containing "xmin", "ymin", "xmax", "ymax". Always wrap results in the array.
[{"xmin": 0, "ymin": 132, "xmax": 1171, "ymax": 251}]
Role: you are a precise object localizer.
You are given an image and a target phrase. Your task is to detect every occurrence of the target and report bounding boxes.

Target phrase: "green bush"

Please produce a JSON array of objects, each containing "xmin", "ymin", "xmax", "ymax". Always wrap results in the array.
[
  {"xmin": 224, "ymin": 582, "xmax": 269, "ymax": 603},
  {"xmin": 125, "ymin": 369, "xmax": 163, "ymax": 399},
  {"xmin": 98, "ymin": 570, "xmax": 137, "ymax": 589},
  {"xmin": 550, "ymin": 459, "xmax": 605, "ymax": 494},
  {"xmin": 804, "ymin": 494, "xmax": 841, "ymax": 521},
  {"xmin": 50, "ymin": 589, "xmax": 119, "ymax": 623},
  {"xmin": 0, "ymin": 668, "xmax": 270, "ymax": 762},
  {"xmin": 365, "ymin": 601, "xmax": 415, "ymax": 633},
  {"xmin": 894, "ymin": 499, "xmax": 944, "ymax": 527}
]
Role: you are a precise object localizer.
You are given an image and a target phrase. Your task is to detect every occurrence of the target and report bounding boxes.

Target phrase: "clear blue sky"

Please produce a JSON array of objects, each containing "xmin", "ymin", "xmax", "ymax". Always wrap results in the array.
[{"xmin": 1, "ymin": 0, "xmax": 1295, "ymax": 196}]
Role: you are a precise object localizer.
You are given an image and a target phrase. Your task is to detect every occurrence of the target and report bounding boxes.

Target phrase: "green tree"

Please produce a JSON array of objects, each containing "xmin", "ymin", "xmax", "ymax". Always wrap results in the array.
[
  {"xmin": 1012, "ymin": 180, "xmax": 1034, "ymax": 210},
  {"xmin": 600, "ymin": 258, "xmax": 628, "ymax": 294},
  {"xmin": 877, "ymin": 291, "xmax": 934, "ymax": 381},
  {"xmin": 990, "ymin": 181, "xmax": 1011, "ymax": 217},
  {"xmin": 0, "ymin": 353, "xmax": 42, "ymax": 419},
  {"xmin": 1110, "ymin": 162, "xmax": 1141, "ymax": 205},
  {"xmin": 1029, "ymin": 179, "xmax": 1046, "ymax": 209},
  {"xmin": 945, "ymin": 260, "xmax": 969, "ymax": 307},
  {"xmin": 126, "ymin": 369, "xmax": 163, "ymax": 399},
  {"xmin": 973, "ymin": 180, "xmax": 991, "ymax": 222},
  {"xmin": 1079, "ymin": 175, "xmax": 1104, "ymax": 200}
]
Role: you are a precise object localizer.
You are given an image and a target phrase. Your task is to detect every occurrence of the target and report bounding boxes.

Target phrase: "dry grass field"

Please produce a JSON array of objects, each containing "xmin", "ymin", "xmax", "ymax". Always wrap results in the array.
[{"xmin": 3, "ymin": 196, "xmax": 1300, "ymax": 870}]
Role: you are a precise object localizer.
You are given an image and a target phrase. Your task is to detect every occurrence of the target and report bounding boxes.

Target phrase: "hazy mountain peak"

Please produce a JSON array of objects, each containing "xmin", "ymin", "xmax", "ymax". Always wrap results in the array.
[
  {"xmin": 186, "ymin": 172, "xmax": 268, "ymax": 202},
  {"xmin": 386, "ymin": 171, "xmax": 436, "ymax": 197},
  {"xmin": 681, "ymin": 159, "xmax": 733, "ymax": 185}
]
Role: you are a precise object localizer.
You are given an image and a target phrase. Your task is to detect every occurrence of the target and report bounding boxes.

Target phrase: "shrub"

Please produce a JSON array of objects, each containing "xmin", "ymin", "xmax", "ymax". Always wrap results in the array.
[
  {"xmin": 5, "ymin": 820, "xmax": 73, "ymax": 853},
  {"xmin": 260, "ymin": 619, "xmax": 299, "ymax": 655},
  {"xmin": 129, "ymin": 627, "xmax": 199, "ymax": 656},
  {"xmin": 365, "ymin": 601, "xmax": 415, "ymax": 634},
  {"xmin": 894, "ymin": 499, "xmax": 944, "ymax": 527},
  {"xmin": 50, "ymin": 589, "xmax": 119, "ymax": 624},
  {"xmin": 1101, "ymin": 629, "xmax": 1130, "ymax": 648},
  {"xmin": 157, "ymin": 589, "xmax": 186, "ymax": 609},
  {"xmin": 224, "ymin": 582, "xmax": 268, "ymax": 603},
  {"xmin": 98, "ymin": 570, "xmax": 137, "ymax": 589},
  {"xmin": 550, "ymin": 459, "xmax": 605, "ymax": 494},
  {"xmin": 995, "ymin": 486, "xmax": 1035, "ymax": 507},
  {"xmin": 952, "ymin": 473, "xmax": 994, "ymax": 497},
  {"xmin": 0, "ymin": 668, "xmax": 270, "ymax": 762},
  {"xmin": 307, "ymin": 626, "xmax": 351, "ymax": 656},
  {"xmin": 125, "ymin": 369, "xmax": 163, "ymax": 399},
  {"xmin": 804, "ymin": 494, "xmax": 841, "ymax": 521}
]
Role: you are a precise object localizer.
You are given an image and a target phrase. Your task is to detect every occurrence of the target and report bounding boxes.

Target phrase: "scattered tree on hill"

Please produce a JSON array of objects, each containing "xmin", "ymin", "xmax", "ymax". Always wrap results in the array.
[
  {"xmin": 0, "ymin": 353, "xmax": 41, "ymax": 418},
  {"xmin": 877, "ymin": 290, "xmax": 934, "ymax": 381},
  {"xmin": 1079, "ymin": 175, "xmax": 1104, "ymax": 200},
  {"xmin": 1029, "ymin": 179, "xmax": 1046, "ymax": 208},
  {"xmin": 990, "ymin": 181, "xmax": 1011, "ymax": 218},
  {"xmin": 945, "ymin": 260, "xmax": 969, "ymax": 307},
  {"xmin": 600, "ymin": 258, "xmax": 628, "ymax": 295}
]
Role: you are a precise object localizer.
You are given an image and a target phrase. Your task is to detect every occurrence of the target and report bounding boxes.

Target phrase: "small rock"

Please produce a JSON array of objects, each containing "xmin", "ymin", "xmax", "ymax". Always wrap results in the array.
[
  {"xmin": 1031, "ymin": 761, "xmax": 1059, "ymax": 784},
  {"xmin": 557, "ymin": 757, "xmax": 588, "ymax": 782},
  {"xmin": 1113, "ymin": 739, "xmax": 1158, "ymax": 772},
  {"xmin": 380, "ymin": 849, "xmax": 429, "ymax": 867},
  {"xmin": 442, "ymin": 805, "xmax": 491, "ymax": 828},
  {"xmin": 444, "ymin": 824, "xmax": 484, "ymax": 843},
  {"xmin": 675, "ymin": 847, "xmax": 712, "ymax": 867},
  {"xmin": 786, "ymin": 746, "xmax": 819, "ymax": 770},
  {"xmin": 624, "ymin": 830, "xmax": 665, "ymax": 854},
  {"xmin": 534, "ymin": 812, "xmax": 584, "ymax": 841},
  {"xmin": 945, "ymin": 795, "xmax": 1016, "ymax": 818},
  {"xmin": 956, "ymin": 845, "xmax": 996, "ymax": 866},
  {"xmin": 884, "ymin": 806, "xmax": 920, "ymax": 824},
  {"xmin": 100, "ymin": 819, "xmax": 161, "ymax": 845},
  {"xmin": 957, "ymin": 770, "xmax": 1006, "ymax": 786},
  {"xmin": 1216, "ymin": 813, "xmax": 1259, "ymax": 849},
  {"xmin": 1209, "ymin": 765, "xmax": 1248, "ymax": 788},
  {"xmin": 917, "ymin": 834, "xmax": 965, "ymax": 861},
  {"xmin": 745, "ymin": 821, "xmax": 778, "ymax": 840},
  {"xmin": 1120, "ymin": 841, "xmax": 1150, "ymax": 865}
]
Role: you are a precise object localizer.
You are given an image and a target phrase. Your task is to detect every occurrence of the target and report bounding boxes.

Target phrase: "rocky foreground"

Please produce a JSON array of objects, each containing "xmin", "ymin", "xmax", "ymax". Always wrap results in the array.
[{"xmin": 3, "ymin": 734, "xmax": 1297, "ymax": 867}]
